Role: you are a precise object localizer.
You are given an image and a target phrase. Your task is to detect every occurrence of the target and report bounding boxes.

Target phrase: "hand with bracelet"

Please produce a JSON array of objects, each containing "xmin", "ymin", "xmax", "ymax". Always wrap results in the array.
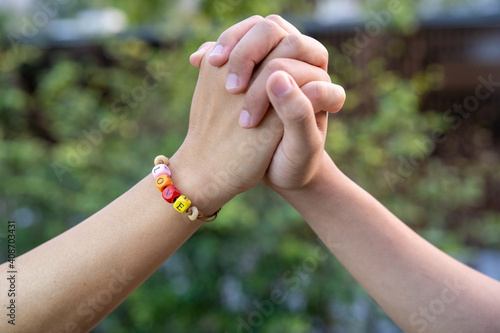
[{"xmin": 0, "ymin": 15, "xmax": 344, "ymax": 332}]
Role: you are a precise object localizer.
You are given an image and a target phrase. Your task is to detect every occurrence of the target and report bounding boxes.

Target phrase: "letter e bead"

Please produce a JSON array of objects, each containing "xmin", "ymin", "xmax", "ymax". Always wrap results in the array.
[{"xmin": 174, "ymin": 195, "xmax": 191, "ymax": 213}]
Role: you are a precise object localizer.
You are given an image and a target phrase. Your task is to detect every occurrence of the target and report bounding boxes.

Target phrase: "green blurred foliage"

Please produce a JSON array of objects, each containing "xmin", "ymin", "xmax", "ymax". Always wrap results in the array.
[{"xmin": 0, "ymin": 0, "xmax": 498, "ymax": 332}]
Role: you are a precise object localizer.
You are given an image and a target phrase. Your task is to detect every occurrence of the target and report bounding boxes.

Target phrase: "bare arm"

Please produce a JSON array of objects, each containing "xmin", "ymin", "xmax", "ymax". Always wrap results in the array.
[
  {"xmin": 0, "ymin": 64, "xmax": 269, "ymax": 332},
  {"xmin": 2, "ymin": 170, "xmax": 203, "ymax": 332},
  {"xmin": 0, "ymin": 69, "xmax": 256, "ymax": 331},
  {"xmin": 263, "ymin": 69, "xmax": 500, "ymax": 332},
  {"xmin": 282, "ymin": 154, "xmax": 500, "ymax": 333},
  {"xmin": 0, "ymin": 16, "xmax": 342, "ymax": 332}
]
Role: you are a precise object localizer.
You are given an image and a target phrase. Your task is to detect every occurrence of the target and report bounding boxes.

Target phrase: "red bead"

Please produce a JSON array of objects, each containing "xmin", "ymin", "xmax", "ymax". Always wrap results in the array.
[{"xmin": 162, "ymin": 185, "xmax": 181, "ymax": 203}]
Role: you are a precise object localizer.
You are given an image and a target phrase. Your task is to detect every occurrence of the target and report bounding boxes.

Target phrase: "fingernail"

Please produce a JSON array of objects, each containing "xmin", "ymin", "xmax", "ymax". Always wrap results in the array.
[
  {"xmin": 210, "ymin": 44, "xmax": 223, "ymax": 57},
  {"xmin": 272, "ymin": 74, "xmax": 293, "ymax": 97},
  {"xmin": 239, "ymin": 110, "xmax": 251, "ymax": 128},
  {"xmin": 226, "ymin": 73, "xmax": 240, "ymax": 91}
]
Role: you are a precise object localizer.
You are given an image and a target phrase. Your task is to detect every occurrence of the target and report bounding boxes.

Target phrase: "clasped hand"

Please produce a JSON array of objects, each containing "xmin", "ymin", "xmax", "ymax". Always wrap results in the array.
[{"xmin": 171, "ymin": 15, "xmax": 346, "ymax": 215}]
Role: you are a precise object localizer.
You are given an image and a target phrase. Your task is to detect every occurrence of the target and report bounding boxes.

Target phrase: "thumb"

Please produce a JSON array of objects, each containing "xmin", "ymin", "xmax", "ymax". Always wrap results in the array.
[{"xmin": 266, "ymin": 71, "xmax": 321, "ymax": 155}]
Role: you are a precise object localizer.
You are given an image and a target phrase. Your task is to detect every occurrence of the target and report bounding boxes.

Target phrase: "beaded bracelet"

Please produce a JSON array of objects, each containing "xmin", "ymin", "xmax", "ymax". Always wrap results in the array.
[{"xmin": 152, "ymin": 155, "xmax": 220, "ymax": 222}]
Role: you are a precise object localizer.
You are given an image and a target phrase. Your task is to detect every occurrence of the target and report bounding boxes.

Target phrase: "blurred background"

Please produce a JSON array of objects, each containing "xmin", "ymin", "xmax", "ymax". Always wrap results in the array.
[{"xmin": 1, "ymin": 0, "xmax": 499, "ymax": 332}]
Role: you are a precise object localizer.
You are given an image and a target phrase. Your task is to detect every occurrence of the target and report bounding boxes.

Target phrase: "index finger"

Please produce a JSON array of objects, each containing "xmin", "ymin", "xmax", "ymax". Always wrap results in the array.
[
  {"xmin": 223, "ymin": 19, "xmax": 290, "ymax": 94},
  {"xmin": 208, "ymin": 15, "xmax": 302, "ymax": 94},
  {"xmin": 224, "ymin": 16, "xmax": 303, "ymax": 94},
  {"xmin": 208, "ymin": 15, "xmax": 300, "ymax": 67},
  {"xmin": 206, "ymin": 15, "xmax": 264, "ymax": 67}
]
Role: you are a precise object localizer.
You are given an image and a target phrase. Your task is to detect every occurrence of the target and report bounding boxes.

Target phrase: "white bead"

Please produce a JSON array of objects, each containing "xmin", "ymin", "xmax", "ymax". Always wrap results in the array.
[
  {"xmin": 154, "ymin": 155, "xmax": 170, "ymax": 166},
  {"xmin": 188, "ymin": 206, "xmax": 199, "ymax": 221}
]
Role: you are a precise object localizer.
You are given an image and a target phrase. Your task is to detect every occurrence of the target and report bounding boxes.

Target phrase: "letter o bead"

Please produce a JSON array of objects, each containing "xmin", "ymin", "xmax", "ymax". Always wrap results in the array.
[
  {"xmin": 173, "ymin": 195, "xmax": 191, "ymax": 213},
  {"xmin": 162, "ymin": 185, "xmax": 181, "ymax": 203},
  {"xmin": 152, "ymin": 164, "xmax": 171, "ymax": 179},
  {"xmin": 155, "ymin": 175, "xmax": 173, "ymax": 192}
]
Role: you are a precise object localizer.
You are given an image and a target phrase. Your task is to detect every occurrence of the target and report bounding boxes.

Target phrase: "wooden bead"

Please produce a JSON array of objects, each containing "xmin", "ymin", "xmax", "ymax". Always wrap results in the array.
[
  {"xmin": 162, "ymin": 185, "xmax": 180, "ymax": 203},
  {"xmin": 173, "ymin": 195, "xmax": 191, "ymax": 213},
  {"xmin": 188, "ymin": 206, "xmax": 199, "ymax": 221},
  {"xmin": 155, "ymin": 175, "xmax": 173, "ymax": 192},
  {"xmin": 154, "ymin": 155, "xmax": 170, "ymax": 166},
  {"xmin": 152, "ymin": 164, "xmax": 171, "ymax": 179}
]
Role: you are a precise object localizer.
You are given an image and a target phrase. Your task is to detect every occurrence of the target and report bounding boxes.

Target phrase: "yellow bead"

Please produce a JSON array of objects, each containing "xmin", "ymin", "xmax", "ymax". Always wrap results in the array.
[{"xmin": 173, "ymin": 195, "xmax": 191, "ymax": 213}]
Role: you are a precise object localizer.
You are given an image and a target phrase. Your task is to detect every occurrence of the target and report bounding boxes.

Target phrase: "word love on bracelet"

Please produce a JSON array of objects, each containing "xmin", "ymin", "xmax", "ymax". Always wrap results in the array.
[{"xmin": 152, "ymin": 155, "xmax": 220, "ymax": 222}]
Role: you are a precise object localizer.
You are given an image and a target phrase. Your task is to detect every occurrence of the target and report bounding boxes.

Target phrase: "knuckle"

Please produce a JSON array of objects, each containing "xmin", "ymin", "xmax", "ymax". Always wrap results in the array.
[
  {"xmin": 264, "ymin": 14, "xmax": 284, "ymax": 24},
  {"xmin": 250, "ymin": 14, "xmax": 264, "ymax": 21},
  {"xmin": 302, "ymin": 66, "xmax": 331, "ymax": 84},
  {"xmin": 309, "ymin": 83, "xmax": 346, "ymax": 112},
  {"xmin": 311, "ymin": 67, "xmax": 332, "ymax": 83},
  {"xmin": 282, "ymin": 34, "xmax": 304, "ymax": 57},
  {"xmin": 216, "ymin": 29, "xmax": 230, "ymax": 44},
  {"xmin": 308, "ymin": 36, "xmax": 329, "ymax": 61},
  {"xmin": 228, "ymin": 47, "xmax": 245, "ymax": 62},
  {"xmin": 265, "ymin": 58, "xmax": 287, "ymax": 73},
  {"xmin": 322, "ymin": 70, "xmax": 332, "ymax": 83},
  {"xmin": 337, "ymin": 85, "xmax": 346, "ymax": 102},
  {"xmin": 288, "ymin": 99, "xmax": 312, "ymax": 123},
  {"xmin": 228, "ymin": 48, "xmax": 258, "ymax": 75},
  {"xmin": 200, "ymin": 41, "xmax": 215, "ymax": 51},
  {"xmin": 257, "ymin": 19, "xmax": 285, "ymax": 38},
  {"xmin": 227, "ymin": 47, "xmax": 248, "ymax": 68},
  {"xmin": 311, "ymin": 83, "xmax": 330, "ymax": 106},
  {"xmin": 316, "ymin": 48, "xmax": 329, "ymax": 69},
  {"xmin": 335, "ymin": 85, "xmax": 347, "ymax": 110},
  {"xmin": 245, "ymin": 85, "xmax": 263, "ymax": 107}
]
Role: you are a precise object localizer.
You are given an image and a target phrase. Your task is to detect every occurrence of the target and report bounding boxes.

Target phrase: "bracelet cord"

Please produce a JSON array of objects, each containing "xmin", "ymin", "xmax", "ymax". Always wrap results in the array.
[{"xmin": 152, "ymin": 155, "xmax": 220, "ymax": 222}]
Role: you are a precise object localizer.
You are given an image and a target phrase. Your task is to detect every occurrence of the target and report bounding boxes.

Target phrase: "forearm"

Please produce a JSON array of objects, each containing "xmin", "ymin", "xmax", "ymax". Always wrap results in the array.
[
  {"xmin": 279, "ymin": 151, "xmax": 500, "ymax": 332},
  {"xmin": 1, "ymin": 155, "xmax": 207, "ymax": 332}
]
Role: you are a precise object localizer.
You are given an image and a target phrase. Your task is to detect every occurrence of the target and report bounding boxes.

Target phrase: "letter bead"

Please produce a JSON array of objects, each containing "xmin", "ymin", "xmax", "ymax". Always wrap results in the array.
[
  {"xmin": 173, "ymin": 195, "xmax": 191, "ymax": 213},
  {"xmin": 155, "ymin": 175, "xmax": 173, "ymax": 192},
  {"xmin": 152, "ymin": 164, "xmax": 171, "ymax": 179},
  {"xmin": 162, "ymin": 185, "xmax": 181, "ymax": 203}
]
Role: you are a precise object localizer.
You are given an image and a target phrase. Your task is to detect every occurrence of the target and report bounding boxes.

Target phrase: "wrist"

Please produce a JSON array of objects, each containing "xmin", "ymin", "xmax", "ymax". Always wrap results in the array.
[
  {"xmin": 168, "ymin": 146, "xmax": 233, "ymax": 217},
  {"xmin": 274, "ymin": 151, "xmax": 343, "ymax": 203}
]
